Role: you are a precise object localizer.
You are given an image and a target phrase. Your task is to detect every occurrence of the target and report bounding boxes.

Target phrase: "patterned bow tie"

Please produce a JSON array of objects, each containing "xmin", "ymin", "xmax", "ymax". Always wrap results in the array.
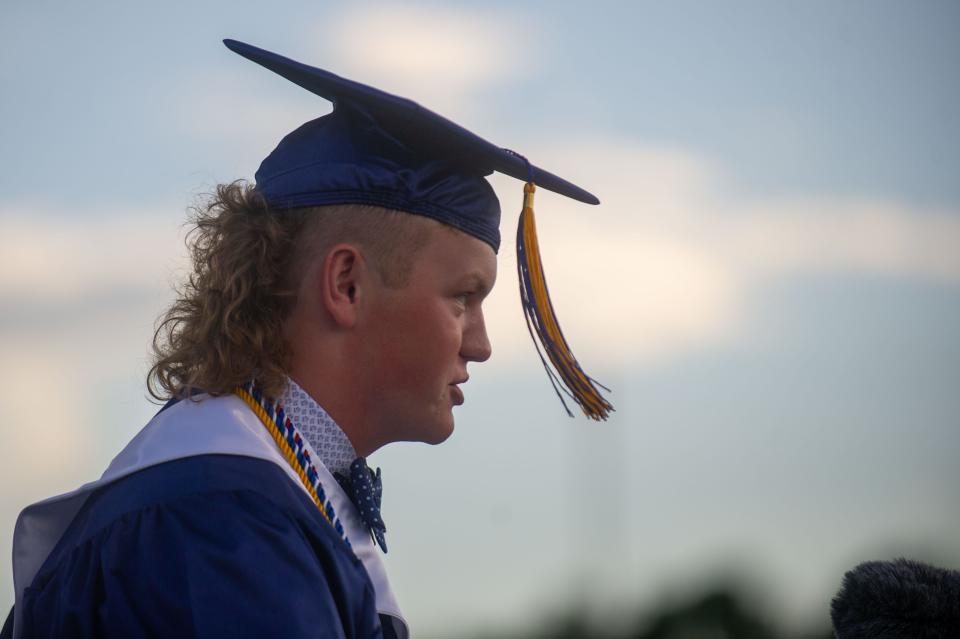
[{"xmin": 335, "ymin": 458, "xmax": 387, "ymax": 553}]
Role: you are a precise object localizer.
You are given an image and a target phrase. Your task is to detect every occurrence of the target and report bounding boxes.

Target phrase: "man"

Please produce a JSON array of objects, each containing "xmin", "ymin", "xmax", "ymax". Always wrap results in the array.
[{"xmin": 3, "ymin": 40, "xmax": 611, "ymax": 638}]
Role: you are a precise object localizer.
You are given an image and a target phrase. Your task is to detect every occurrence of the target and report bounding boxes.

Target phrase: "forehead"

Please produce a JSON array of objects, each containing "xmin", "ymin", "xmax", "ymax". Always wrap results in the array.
[{"xmin": 414, "ymin": 223, "xmax": 498, "ymax": 289}]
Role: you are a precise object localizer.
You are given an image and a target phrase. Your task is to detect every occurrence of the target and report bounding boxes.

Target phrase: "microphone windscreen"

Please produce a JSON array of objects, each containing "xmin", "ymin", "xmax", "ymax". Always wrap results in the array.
[{"xmin": 831, "ymin": 558, "xmax": 960, "ymax": 638}]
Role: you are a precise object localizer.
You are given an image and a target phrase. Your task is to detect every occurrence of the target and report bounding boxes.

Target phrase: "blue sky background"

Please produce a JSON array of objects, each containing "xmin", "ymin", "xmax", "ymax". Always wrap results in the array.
[{"xmin": 2, "ymin": 2, "xmax": 958, "ymax": 636}]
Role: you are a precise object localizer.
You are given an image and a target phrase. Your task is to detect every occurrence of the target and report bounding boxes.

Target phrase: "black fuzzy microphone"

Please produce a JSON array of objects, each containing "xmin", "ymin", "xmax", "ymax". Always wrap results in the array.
[{"xmin": 831, "ymin": 558, "xmax": 960, "ymax": 638}]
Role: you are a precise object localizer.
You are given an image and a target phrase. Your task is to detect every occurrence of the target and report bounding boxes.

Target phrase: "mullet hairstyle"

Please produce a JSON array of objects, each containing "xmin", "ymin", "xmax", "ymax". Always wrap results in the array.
[{"xmin": 148, "ymin": 181, "xmax": 436, "ymax": 401}]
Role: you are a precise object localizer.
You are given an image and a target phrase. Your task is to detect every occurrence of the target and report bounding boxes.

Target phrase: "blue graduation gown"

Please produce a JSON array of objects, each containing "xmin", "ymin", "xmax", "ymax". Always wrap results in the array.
[{"xmin": 2, "ymin": 454, "xmax": 393, "ymax": 638}]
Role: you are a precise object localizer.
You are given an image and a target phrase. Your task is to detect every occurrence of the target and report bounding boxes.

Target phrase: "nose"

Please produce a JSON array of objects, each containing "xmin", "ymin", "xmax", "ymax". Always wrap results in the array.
[{"xmin": 461, "ymin": 309, "xmax": 492, "ymax": 363}]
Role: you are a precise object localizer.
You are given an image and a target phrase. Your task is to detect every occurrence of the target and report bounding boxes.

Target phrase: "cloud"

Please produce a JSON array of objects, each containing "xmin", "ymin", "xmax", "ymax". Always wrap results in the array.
[
  {"xmin": 1, "ymin": 139, "xmax": 957, "ymax": 375},
  {"xmin": 478, "ymin": 139, "xmax": 960, "ymax": 370},
  {"xmin": 172, "ymin": 4, "xmax": 537, "ymax": 170},
  {"xmin": 314, "ymin": 4, "xmax": 537, "ymax": 118},
  {"xmin": 0, "ymin": 206, "xmax": 183, "ymax": 505},
  {"xmin": 480, "ymin": 203, "xmax": 742, "ymax": 370},
  {"xmin": 0, "ymin": 348, "xmax": 89, "ymax": 471},
  {"xmin": 721, "ymin": 199, "xmax": 960, "ymax": 281},
  {"xmin": 0, "ymin": 206, "xmax": 185, "ymax": 312},
  {"xmin": 171, "ymin": 67, "xmax": 327, "ymax": 169}
]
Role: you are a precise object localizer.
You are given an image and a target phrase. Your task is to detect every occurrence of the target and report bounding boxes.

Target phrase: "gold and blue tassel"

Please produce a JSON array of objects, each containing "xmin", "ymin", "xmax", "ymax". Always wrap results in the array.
[{"xmin": 515, "ymin": 181, "xmax": 614, "ymax": 421}]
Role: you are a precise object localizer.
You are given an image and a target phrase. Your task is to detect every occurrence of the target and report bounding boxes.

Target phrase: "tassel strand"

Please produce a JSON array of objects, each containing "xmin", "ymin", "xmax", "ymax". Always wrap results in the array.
[{"xmin": 516, "ymin": 183, "xmax": 614, "ymax": 420}]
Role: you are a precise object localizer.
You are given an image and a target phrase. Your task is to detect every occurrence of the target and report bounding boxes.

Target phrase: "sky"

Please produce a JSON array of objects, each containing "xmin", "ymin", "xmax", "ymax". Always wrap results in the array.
[{"xmin": 1, "ymin": 1, "xmax": 958, "ymax": 636}]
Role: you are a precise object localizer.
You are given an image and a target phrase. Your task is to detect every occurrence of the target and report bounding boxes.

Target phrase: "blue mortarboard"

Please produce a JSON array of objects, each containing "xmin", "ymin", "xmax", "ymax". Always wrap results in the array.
[{"xmin": 225, "ymin": 39, "xmax": 612, "ymax": 420}]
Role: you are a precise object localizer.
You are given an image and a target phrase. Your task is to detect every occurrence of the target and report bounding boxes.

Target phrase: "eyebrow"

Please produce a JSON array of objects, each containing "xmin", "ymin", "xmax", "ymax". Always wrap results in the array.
[{"xmin": 460, "ymin": 272, "xmax": 493, "ymax": 297}]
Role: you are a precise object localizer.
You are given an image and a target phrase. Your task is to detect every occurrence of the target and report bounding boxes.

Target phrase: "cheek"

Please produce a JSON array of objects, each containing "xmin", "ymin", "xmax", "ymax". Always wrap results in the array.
[{"xmin": 377, "ymin": 303, "xmax": 462, "ymax": 387}]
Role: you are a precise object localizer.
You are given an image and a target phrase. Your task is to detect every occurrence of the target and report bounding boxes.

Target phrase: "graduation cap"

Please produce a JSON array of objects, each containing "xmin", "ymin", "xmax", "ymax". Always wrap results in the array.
[{"xmin": 224, "ymin": 39, "xmax": 613, "ymax": 420}]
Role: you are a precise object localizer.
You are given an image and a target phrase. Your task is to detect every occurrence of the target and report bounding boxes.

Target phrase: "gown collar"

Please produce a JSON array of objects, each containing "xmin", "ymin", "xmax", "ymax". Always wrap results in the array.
[{"xmin": 279, "ymin": 377, "xmax": 357, "ymax": 478}]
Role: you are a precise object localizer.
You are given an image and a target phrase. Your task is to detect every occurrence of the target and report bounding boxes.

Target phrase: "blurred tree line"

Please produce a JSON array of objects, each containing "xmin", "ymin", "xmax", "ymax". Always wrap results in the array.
[{"xmin": 462, "ymin": 582, "xmax": 834, "ymax": 639}]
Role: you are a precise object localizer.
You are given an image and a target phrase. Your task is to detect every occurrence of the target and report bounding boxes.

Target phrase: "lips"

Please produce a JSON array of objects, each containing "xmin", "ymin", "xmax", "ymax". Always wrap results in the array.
[{"xmin": 449, "ymin": 384, "xmax": 465, "ymax": 406}]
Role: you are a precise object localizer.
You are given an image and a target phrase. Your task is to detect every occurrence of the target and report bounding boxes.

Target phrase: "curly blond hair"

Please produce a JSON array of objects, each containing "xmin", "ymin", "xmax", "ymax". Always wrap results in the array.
[{"xmin": 148, "ymin": 181, "xmax": 436, "ymax": 401}]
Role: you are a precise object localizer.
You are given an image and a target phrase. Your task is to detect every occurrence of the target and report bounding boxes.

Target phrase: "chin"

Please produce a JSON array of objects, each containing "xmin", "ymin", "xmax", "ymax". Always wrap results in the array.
[
  {"xmin": 388, "ymin": 411, "xmax": 456, "ymax": 446},
  {"xmin": 423, "ymin": 424, "xmax": 455, "ymax": 445},
  {"xmin": 418, "ymin": 413, "xmax": 455, "ymax": 445}
]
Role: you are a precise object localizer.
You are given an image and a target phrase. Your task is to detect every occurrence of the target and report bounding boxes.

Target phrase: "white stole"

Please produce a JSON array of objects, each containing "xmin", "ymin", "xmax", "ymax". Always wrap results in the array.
[{"xmin": 10, "ymin": 394, "xmax": 408, "ymax": 639}]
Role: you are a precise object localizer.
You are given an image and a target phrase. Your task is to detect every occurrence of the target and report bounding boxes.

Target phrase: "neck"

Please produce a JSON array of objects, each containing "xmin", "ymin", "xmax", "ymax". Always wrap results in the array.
[{"xmin": 287, "ymin": 340, "xmax": 383, "ymax": 458}]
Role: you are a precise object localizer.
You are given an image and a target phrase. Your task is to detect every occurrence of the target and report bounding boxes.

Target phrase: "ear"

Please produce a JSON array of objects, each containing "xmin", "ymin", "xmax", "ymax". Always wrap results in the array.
[{"xmin": 320, "ymin": 243, "xmax": 367, "ymax": 328}]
